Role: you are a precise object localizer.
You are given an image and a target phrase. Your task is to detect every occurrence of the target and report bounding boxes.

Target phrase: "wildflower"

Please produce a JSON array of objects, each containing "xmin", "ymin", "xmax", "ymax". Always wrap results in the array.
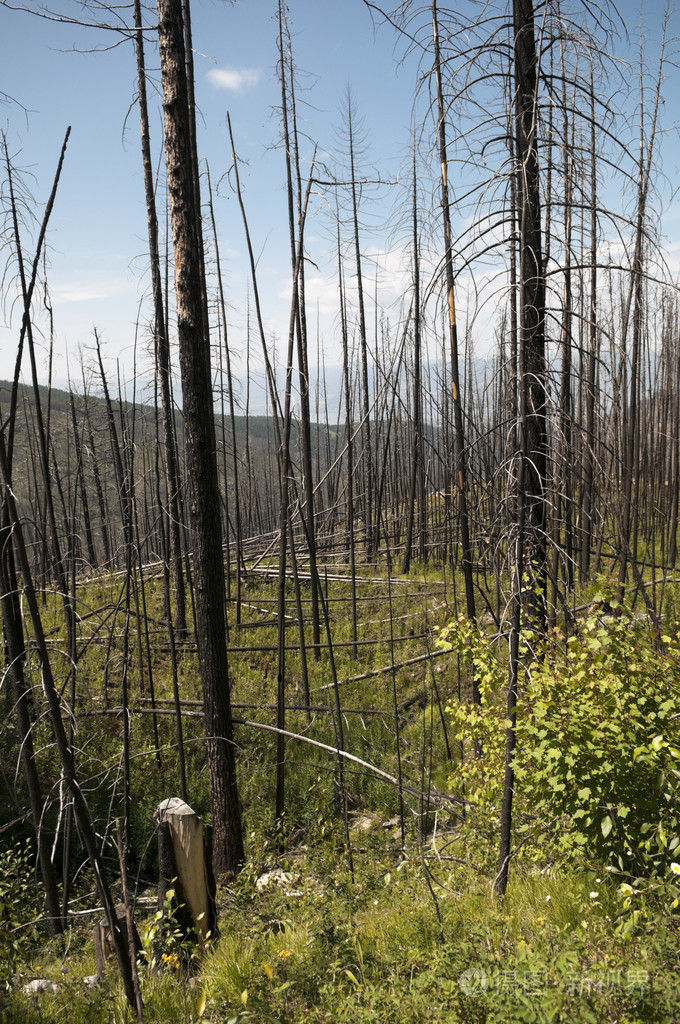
[
  {"xmin": 545, "ymin": 895, "xmax": 551, "ymax": 902},
  {"xmin": 590, "ymin": 891, "xmax": 599, "ymax": 899},
  {"xmin": 596, "ymin": 878, "xmax": 601, "ymax": 883},
  {"xmin": 670, "ymin": 863, "xmax": 680, "ymax": 875},
  {"xmin": 277, "ymin": 949, "xmax": 292, "ymax": 959},
  {"xmin": 581, "ymin": 920, "xmax": 588, "ymax": 928}
]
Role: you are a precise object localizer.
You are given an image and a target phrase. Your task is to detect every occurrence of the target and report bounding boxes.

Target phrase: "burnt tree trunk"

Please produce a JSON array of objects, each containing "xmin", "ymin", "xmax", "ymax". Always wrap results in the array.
[
  {"xmin": 512, "ymin": 0, "xmax": 548, "ymax": 619},
  {"xmin": 157, "ymin": 0, "xmax": 244, "ymax": 877},
  {"xmin": 133, "ymin": 0, "xmax": 187, "ymax": 636}
]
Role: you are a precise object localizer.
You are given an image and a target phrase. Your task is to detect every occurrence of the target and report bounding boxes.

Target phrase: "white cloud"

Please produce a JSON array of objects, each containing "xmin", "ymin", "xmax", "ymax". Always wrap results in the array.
[
  {"xmin": 206, "ymin": 66, "xmax": 262, "ymax": 93},
  {"xmin": 51, "ymin": 277, "xmax": 131, "ymax": 303}
]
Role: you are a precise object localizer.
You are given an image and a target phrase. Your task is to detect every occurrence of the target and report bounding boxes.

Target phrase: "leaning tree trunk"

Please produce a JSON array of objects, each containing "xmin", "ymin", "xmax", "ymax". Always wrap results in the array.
[
  {"xmin": 0, "ymin": 432, "xmax": 137, "ymax": 1007},
  {"xmin": 0, "ymin": 512, "xmax": 62, "ymax": 932},
  {"xmin": 157, "ymin": 0, "xmax": 244, "ymax": 877}
]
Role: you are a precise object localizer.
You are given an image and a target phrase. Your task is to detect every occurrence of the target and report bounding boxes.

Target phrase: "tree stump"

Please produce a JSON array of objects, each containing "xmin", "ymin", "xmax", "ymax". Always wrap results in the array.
[
  {"xmin": 93, "ymin": 903, "xmax": 141, "ymax": 976},
  {"xmin": 154, "ymin": 797, "xmax": 216, "ymax": 944}
]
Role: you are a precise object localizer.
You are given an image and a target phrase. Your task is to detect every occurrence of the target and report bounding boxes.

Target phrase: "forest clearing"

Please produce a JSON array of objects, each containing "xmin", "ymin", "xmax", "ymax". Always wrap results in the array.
[{"xmin": 2, "ymin": 0, "xmax": 680, "ymax": 1021}]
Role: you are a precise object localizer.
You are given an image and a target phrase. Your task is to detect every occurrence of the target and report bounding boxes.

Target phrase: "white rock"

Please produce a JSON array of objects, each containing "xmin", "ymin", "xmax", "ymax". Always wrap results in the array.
[
  {"xmin": 255, "ymin": 868, "xmax": 297, "ymax": 891},
  {"xmin": 23, "ymin": 979, "xmax": 59, "ymax": 994}
]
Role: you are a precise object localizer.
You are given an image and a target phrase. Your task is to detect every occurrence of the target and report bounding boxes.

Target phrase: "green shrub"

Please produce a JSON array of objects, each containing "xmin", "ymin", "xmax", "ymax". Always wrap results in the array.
[
  {"xmin": 436, "ymin": 602, "xmax": 680, "ymax": 876},
  {"xmin": 0, "ymin": 840, "xmax": 40, "ymax": 991}
]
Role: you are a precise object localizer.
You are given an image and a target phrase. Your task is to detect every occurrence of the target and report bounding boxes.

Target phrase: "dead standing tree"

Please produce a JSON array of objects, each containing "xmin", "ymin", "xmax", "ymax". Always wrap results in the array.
[
  {"xmin": 156, "ymin": 0, "xmax": 244, "ymax": 877},
  {"xmin": 431, "ymin": 0, "xmax": 478, "ymax": 630},
  {"xmin": 133, "ymin": 0, "xmax": 187, "ymax": 638},
  {"xmin": 496, "ymin": 0, "xmax": 548, "ymax": 896}
]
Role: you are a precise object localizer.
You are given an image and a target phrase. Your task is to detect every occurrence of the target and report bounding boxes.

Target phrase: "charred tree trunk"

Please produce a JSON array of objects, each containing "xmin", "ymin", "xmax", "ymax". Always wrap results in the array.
[
  {"xmin": 133, "ymin": 0, "xmax": 187, "ymax": 636},
  {"xmin": 157, "ymin": 0, "xmax": 243, "ymax": 877},
  {"xmin": 512, "ymin": 0, "xmax": 548, "ymax": 621},
  {"xmin": 432, "ymin": 0, "xmax": 477, "ymax": 631}
]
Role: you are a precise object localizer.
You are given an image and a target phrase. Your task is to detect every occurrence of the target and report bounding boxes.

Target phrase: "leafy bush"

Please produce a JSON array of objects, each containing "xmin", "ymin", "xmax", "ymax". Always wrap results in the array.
[
  {"xmin": 436, "ymin": 602, "xmax": 680, "ymax": 876},
  {"xmin": 0, "ymin": 840, "xmax": 40, "ymax": 991}
]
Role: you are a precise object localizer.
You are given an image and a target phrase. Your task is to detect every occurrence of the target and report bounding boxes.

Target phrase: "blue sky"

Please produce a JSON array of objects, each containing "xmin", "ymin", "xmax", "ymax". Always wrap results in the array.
[
  {"xmin": 2, "ymin": 0, "xmax": 422, "ymax": 402},
  {"xmin": 2, "ymin": 0, "xmax": 679, "ymax": 409}
]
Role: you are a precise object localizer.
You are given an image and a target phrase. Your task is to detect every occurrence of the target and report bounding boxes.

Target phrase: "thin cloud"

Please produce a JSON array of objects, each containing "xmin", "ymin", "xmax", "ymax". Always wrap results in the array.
[
  {"xmin": 207, "ymin": 66, "xmax": 262, "ymax": 93},
  {"xmin": 52, "ymin": 279, "xmax": 126, "ymax": 303}
]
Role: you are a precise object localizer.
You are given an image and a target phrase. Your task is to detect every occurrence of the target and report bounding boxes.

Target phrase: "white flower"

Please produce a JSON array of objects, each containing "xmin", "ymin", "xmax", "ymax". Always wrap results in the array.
[
  {"xmin": 545, "ymin": 895, "xmax": 551, "ymax": 902},
  {"xmin": 596, "ymin": 878, "xmax": 601, "ymax": 883},
  {"xmin": 590, "ymin": 891, "xmax": 599, "ymax": 899},
  {"xmin": 581, "ymin": 920, "xmax": 588, "ymax": 928},
  {"xmin": 670, "ymin": 862, "xmax": 680, "ymax": 875}
]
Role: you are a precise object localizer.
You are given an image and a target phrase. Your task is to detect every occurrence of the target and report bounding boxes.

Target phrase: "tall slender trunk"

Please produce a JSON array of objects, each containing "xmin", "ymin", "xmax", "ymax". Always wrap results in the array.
[
  {"xmin": 157, "ymin": 0, "xmax": 243, "ymax": 876},
  {"xmin": 403, "ymin": 143, "xmax": 425, "ymax": 573},
  {"xmin": 336, "ymin": 204, "xmax": 358, "ymax": 656},
  {"xmin": 432, "ymin": 1, "xmax": 476, "ymax": 632},
  {"xmin": 496, "ymin": 0, "xmax": 547, "ymax": 894},
  {"xmin": 580, "ymin": 68, "xmax": 598, "ymax": 580},
  {"xmin": 276, "ymin": 3, "xmax": 321, "ymax": 655},
  {"xmin": 512, "ymin": 0, "xmax": 548, "ymax": 618},
  {"xmin": 133, "ymin": 0, "xmax": 187, "ymax": 636},
  {"xmin": 346, "ymin": 96, "xmax": 375, "ymax": 561},
  {"xmin": 206, "ymin": 167, "xmax": 244, "ymax": 622}
]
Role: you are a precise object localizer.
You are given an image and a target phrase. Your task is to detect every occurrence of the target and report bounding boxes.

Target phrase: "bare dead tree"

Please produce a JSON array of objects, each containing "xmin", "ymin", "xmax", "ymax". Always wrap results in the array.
[{"xmin": 157, "ymin": 0, "xmax": 243, "ymax": 877}]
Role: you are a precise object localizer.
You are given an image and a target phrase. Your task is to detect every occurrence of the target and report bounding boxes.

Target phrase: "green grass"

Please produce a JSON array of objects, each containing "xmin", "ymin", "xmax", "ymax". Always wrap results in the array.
[
  {"xmin": 3, "ymin": 564, "xmax": 680, "ymax": 1021},
  {"xmin": 4, "ymin": 823, "xmax": 680, "ymax": 1023}
]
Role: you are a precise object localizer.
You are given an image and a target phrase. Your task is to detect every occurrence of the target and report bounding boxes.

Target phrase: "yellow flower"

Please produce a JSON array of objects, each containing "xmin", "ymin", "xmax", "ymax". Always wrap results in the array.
[
  {"xmin": 277, "ymin": 949, "xmax": 292, "ymax": 959},
  {"xmin": 670, "ymin": 862, "xmax": 680, "ymax": 875}
]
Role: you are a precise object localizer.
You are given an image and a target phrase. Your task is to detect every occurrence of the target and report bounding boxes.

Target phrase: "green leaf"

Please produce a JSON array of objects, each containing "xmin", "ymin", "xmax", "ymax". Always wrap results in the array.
[{"xmin": 601, "ymin": 815, "xmax": 613, "ymax": 838}]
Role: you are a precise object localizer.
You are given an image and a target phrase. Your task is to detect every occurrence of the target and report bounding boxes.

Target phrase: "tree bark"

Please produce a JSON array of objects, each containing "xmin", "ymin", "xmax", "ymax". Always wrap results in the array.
[
  {"xmin": 513, "ymin": 0, "xmax": 548, "ymax": 621},
  {"xmin": 157, "ymin": 0, "xmax": 244, "ymax": 877}
]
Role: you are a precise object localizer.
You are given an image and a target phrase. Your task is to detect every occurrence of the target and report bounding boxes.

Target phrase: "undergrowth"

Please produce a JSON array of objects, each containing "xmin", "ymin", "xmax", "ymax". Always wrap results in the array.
[{"xmin": 2, "ymin": 570, "xmax": 680, "ymax": 1021}]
